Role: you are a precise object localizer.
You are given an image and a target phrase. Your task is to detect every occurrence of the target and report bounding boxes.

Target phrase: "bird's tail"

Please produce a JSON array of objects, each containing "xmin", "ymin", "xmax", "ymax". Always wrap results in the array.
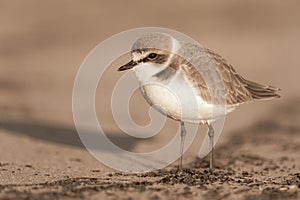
[{"xmin": 240, "ymin": 77, "xmax": 281, "ymax": 100}]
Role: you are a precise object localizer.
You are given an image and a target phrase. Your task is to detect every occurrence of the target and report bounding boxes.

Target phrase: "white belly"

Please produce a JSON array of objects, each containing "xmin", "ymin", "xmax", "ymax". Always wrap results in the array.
[
  {"xmin": 140, "ymin": 78, "xmax": 236, "ymax": 124},
  {"xmin": 134, "ymin": 64, "xmax": 237, "ymax": 123}
]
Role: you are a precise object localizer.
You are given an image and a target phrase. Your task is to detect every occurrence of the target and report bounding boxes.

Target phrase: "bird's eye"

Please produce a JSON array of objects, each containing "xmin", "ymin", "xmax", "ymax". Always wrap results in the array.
[{"xmin": 147, "ymin": 53, "xmax": 158, "ymax": 60}]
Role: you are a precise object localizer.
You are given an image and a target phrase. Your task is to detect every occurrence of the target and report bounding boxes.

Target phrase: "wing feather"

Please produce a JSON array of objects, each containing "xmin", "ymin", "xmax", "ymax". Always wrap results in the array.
[{"xmin": 179, "ymin": 48, "xmax": 280, "ymax": 105}]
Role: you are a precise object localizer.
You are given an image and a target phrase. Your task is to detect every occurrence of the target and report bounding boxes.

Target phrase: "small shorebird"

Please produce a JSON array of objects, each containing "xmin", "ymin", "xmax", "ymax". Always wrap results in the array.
[{"xmin": 118, "ymin": 33, "xmax": 280, "ymax": 171}]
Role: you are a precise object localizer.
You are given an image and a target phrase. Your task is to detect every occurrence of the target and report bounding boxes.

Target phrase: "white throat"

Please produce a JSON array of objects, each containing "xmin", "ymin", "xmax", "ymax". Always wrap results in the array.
[{"xmin": 133, "ymin": 63, "xmax": 167, "ymax": 83}]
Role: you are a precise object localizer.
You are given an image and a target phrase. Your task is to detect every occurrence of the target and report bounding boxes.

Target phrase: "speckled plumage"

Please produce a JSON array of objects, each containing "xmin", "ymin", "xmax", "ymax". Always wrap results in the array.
[{"xmin": 179, "ymin": 48, "xmax": 280, "ymax": 105}]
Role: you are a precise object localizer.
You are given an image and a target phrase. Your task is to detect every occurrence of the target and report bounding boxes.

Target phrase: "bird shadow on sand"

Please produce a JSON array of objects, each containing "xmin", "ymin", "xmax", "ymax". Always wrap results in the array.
[{"xmin": 0, "ymin": 120, "xmax": 151, "ymax": 152}]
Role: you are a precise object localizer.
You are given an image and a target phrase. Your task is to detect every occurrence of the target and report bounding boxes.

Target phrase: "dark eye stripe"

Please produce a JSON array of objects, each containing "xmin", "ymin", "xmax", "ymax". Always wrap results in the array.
[{"xmin": 142, "ymin": 54, "xmax": 168, "ymax": 64}]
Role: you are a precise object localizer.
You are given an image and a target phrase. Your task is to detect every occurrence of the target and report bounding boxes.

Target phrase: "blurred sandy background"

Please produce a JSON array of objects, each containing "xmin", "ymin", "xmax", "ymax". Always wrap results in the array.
[{"xmin": 0, "ymin": 1, "xmax": 299, "ymax": 199}]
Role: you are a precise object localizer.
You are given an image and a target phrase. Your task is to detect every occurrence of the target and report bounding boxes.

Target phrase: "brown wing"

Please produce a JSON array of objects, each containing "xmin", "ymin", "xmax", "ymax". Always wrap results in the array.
[{"xmin": 180, "ymin": 48, "xmax": 280, "ymax": 105}]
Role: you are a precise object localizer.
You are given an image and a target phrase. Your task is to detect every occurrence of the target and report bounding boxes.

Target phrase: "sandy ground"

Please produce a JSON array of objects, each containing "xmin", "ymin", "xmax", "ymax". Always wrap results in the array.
[{"xmin": 0, "ymin": 1, "xmax": 299, "ymax": 199}]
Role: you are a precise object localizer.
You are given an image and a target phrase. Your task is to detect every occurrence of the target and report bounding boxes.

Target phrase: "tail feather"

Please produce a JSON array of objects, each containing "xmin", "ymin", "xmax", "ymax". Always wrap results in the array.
[
  {"xmin": 242, "ymin": 79, "xmax": 281, "ymax": 100},
  {"xmin": 236, "ymin": 75, "xmax": 280, "ymax": 100}
]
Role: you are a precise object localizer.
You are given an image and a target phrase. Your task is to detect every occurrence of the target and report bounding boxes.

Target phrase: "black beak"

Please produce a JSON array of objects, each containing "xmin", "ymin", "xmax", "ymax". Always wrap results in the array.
[{"xmin": 118, "ymin": 60, "xmax": 137, "ymax": 71}]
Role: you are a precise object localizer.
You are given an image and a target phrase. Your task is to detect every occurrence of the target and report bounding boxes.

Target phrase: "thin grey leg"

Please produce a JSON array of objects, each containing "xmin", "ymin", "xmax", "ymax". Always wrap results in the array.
[
  {"xmin": 178, "ymin": 121, "xmax": 186, "ymax": 170},
  {"xmin": 208, "ymin": 124, "xmax": 214, "ymax": 172}
]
